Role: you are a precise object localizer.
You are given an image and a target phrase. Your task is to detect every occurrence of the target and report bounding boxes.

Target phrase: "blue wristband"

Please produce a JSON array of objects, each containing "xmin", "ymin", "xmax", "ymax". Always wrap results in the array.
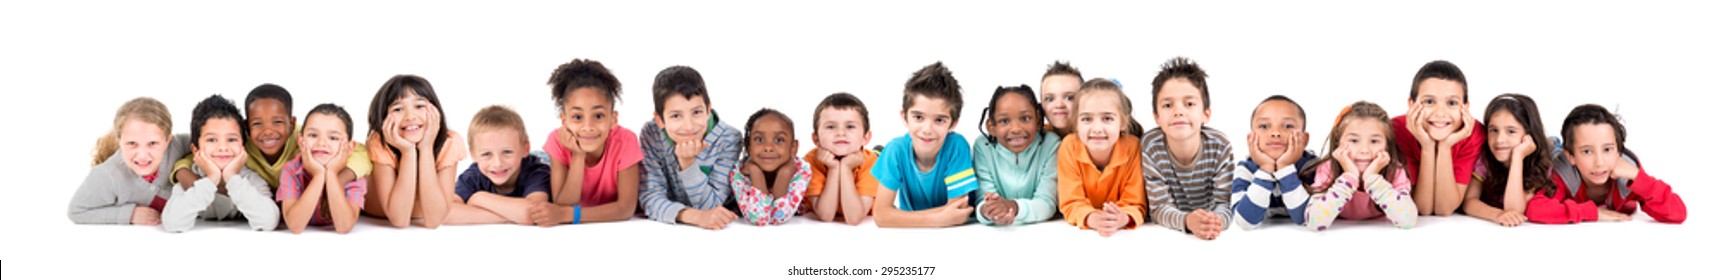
[{"xmin": 570, "ymin": 205, "xmax": 583, "ymax": 225}]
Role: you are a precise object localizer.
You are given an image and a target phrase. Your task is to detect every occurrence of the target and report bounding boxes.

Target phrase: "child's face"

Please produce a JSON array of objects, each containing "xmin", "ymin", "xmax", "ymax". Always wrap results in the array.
[
  {"xmin": 746, "ymin": 115, "xmax": 798, "ymax": 171},
  {"xmin": 471, "ymin": 130, "xmax": 527, "ymax": 186},
  {"xmin": 300, "ymin": 113, "xmax": 348, "ymax": 164},
  {"xmin": 1250, "ymin": 100, "xmax": 1304, "ymax": 159},
  {"xmin": 1411, "ymin": 78, "xmax": 1467, "ymax": 134},
  {"xmin": 196, "ymin": 118, "xmax": 245, "ymax": 167},
  {"xmin": 562, "ymin": 87, "xmax": 617, "ymax": 154},
  {"xmin": 118, "ymin": 119, "xmax": 170, "ymax": 176},
  {"xmin": 988, "ymin": 93, "xmax": 1040, "ymax": 154},
  {"xmin": 246, "ymin": 98, "xmax": 294, "ymax": 158},
  {"xmin": 388, "ymin": 90, "xmax": 435, "ymax": 144},
  {"xmin": 1564, "ymin": 123, "xmax": 1620, "ymax": 186},
  {"xmin": 1076, "ymin": 91, "xmax": 1125, "ymax": 159},
  {"xmin": 1340, "ymin": 118, "xmax": 1390, "ymax": 169},
  {"xmin": 901, "ymin": 95, "xmax": 956, "ymax": 160},
  {"xmin": 1040, "ymin": 74, "xmax": 1081, "ymax": 132},
  {"xmin": 1154, "ymin": 78, "xmax": 1211, "ymax": 140},
  {"xmin": 1486, "ymin": 110, "xmax": 1529, "ymax": 162},
  {"xmin": 814, "ymin": 107, "xmax": 870, "ymax": 156},
  {"xmin": 655, "ymin": 94, "xmax": 710, "ymax": 145}
]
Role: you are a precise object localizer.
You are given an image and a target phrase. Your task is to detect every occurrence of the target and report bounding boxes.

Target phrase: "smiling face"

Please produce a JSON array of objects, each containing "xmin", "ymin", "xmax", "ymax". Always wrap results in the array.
[
  {"xmin": 902, "ymin": 95, "xmax": 955, "ymax": 161},
  {"xmin": 1153, "ymin": 78, "xmax": 1211, "ymax": 141},
  {"xmin": 654, "ymin": 94, "xmax": 710, "ymax": 145},
  {"xmin": 118, "ymin": 119, "xmax": 170, "ymax": 176},
  {"xmin": 1040, "ymin": 74, "xmax": 1081, "ymax": 133},
  {"xmin": 388, "ymin": 89, "xmax": 435, "ymax": 144},
  {"xmin": 1412, "ymin": 78, "xmax": 1466, "ymax": 134},
  {"xmin": 814, "ymin": 107, "xmax": 870, "ymax": 156},
  {"xmin": 1076, "ymin": 91, "xmax": 1125, "ymax": 162},
  {"xmin": 1251, "ymin": 100, "xmax": 1303, "ymax": 159},
  {"xmin": 746, "ymin": 114, "xmax": 798, "ymax": 171},
  {"xmin": 988, "ymin": 92, "xmax": 1041, "ymax": 154},
  {"xmin": 196, "ymin": 118, "xmax": 245, "ymax": 167},
  {"xmin": 1340, "ymin": 118, "xmax": 1390, "ymax": 169},
  {"xmin": 562, "ymin": 87, "xmax": 617, "ymax": 154},
  {"xmin": 1565, "ymin": 123, "xmax": 1620, "ymax": 186},
  {"xmin": 300, "ymin": 113, "xmax": 348, "ymax": 164},
  {"xmin": 1486, "ymin": 109, "xmax": 1528, "ymax": 162},
  {"xmin": 246, "ymin": 98, "xmax": 294, "ymax": 158},
  {"xmin": 471, "ymin": 130, "xmax": 526, "ymax": 186}
]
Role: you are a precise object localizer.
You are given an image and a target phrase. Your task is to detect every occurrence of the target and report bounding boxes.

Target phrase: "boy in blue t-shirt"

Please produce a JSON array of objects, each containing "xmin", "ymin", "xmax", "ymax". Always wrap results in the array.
[{"xmin": 870, "ymin": 62, "xmax": 978, "ymax": 228}]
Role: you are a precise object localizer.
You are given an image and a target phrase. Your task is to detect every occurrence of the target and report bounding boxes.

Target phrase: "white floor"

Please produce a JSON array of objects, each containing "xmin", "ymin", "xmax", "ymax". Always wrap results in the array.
[{"xmin": 8, "ymin": 210, "xmax": 1707, "ymax": 279}]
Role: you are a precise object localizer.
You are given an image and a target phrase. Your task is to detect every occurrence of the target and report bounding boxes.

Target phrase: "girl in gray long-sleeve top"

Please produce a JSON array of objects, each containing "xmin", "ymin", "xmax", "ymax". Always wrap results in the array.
[{"xmin": 69, "ymin": 97, "xmax": 191, "ymax": 225}]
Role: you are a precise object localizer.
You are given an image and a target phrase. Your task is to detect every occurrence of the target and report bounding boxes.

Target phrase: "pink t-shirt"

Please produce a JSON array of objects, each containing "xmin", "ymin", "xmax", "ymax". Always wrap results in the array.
[{"xmin": 543, "ymin": 126, "xmax": 644, "ymax": 207}]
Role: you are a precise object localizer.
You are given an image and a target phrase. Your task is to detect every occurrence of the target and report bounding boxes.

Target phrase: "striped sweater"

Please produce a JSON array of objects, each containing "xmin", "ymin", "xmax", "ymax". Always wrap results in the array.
[
  {"xmin": 1141, "ymin": 126, "xmax": 1235, "ymax": 233},
  {"xmin": 638, "ymin": 118, "xmax": 744, "ymax": 224}
]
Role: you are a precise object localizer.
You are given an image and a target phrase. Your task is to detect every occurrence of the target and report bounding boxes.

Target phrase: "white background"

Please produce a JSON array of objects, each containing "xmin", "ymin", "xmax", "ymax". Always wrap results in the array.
[{"xmin": 2, "ymin": 0, "xmax": 1716, "ymax": 279}]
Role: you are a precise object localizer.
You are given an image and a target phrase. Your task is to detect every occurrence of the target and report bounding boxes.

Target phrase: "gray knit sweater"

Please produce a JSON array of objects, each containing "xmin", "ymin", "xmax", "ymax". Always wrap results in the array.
[{"xmin": 68, "ymin": 135, "xmax": 191, "ymax": 225}]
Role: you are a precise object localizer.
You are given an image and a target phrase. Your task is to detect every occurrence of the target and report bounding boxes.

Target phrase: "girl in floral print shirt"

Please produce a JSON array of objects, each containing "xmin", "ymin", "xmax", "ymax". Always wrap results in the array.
[{"xmin": 728, "ymin": 109, "xmax": 811, "ymax": 226}]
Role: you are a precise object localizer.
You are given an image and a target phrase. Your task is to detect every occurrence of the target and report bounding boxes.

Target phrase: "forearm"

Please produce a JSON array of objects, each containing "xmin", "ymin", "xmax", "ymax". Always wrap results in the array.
[
  {"xmin": 770, "ymin": 169, "xmax": 793, "ymax": 198},
  {"xmin": 323, "ymin": 174, "xmax": 359, "ymax": 234},
  {"xmin": 173, "ymin": 168, "xmax": 200, "ymax": 189},
  {"xmin": 284, "ymin": 176, "xmax": 328, "ymax": 234},
  {"xmin": 577, "ymin": 199, "xmax": 636, "ymax": 223},
  {"xmin": 836, "ymin": 173, "xmax": 868, "ymax": 225},
  {"xmin": 1502, "ymin": 159, "xmax": 1527, "ymax": 213},
  {"xmin": 1433, "ymin": 146, "xmax": 1462, "ymax": 215},
  {"xmin": 1414, "ymin": 149, "xmax": 1437, "ymax": 215},
  {"xmin": 677, "ymin": 165, "xmax": 728, "ymax": 209},
  {"xmin": 873, "ymin": 207, "xmax": 950, "ymax": 228},
  {"xmin": 1461, "ymin": 198, "xmax": 1503, "ymax": 221},
  {"xmin": 385, "ymin": 152, "xmax": 420, "ymax": 227},
  {"xmin": 337, "ymin": 169, "xmax": 357, "ymax": 188},
  {"xmin": 468, "ymin": 192, "xmax": 531, "ymax": 223},
  {"xmin": 415, "ymin": 148, "xmax": 450, "ymax": 227},
  {"xmin": 1014, "ymin": 197, "xmax": 1056, "ymax": 225},
  {"xmin": 813, "ymin": 169, "xmax": 842, "ymax": 222},
  {"xmin": 444, "ymin": 203, "xmax": 511, "ymax": 225},
  {"xmin": 552, "ymin": 160, "xmax": 586, "ymax": 205}
]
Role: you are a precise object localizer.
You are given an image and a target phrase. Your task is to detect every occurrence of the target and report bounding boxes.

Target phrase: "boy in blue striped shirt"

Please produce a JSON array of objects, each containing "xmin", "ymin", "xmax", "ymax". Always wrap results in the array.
[
  {"xmin": 870, "ymin": 62, "xmax": 978, "ymax": 228},
  {"xmin": 1230, "ymin": 95, "xmax": 1316, "ymax": 229},
  {"xmin": 638, "ymin": 66, "xmax": 744, "ymax": 230}
]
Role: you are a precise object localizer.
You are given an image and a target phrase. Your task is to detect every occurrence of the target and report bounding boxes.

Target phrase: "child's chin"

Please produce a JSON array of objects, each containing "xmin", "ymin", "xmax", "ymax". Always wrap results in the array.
[{"xmin": 129, "ymin": 166, "xmax": 157, "ymax": 175}]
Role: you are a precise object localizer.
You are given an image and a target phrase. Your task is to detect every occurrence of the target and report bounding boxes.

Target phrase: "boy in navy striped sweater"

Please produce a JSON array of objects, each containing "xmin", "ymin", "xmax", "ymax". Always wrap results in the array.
[{"xmin": 1231, "ymin": 95, "xmax": 1316, "ymax": 229}]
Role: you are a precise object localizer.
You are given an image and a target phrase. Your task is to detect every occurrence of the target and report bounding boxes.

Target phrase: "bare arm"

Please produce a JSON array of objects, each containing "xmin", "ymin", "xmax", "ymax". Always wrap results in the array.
[
  {"xmin": 414, "ymin": 149, "xmax": 455, "ymax": 228},
  {"xmin": 550, "ymin": 154, "xmax": 587, "ymax": 205},
  {"xmin": 381, "ymin": 151, "xmax": 419, "ymax": 228},
  {"xmin": 812, "ymin": 167, "xmax": 843, "ymax": 222},
  {"xmin": 324, "ymin": 172, "xmax": 360, "ymax": 234},
  {"xmin": 871, "ymin": 189, "xmax": 968, "ymax": 228},
  {"xmin": 563, "ymin": 164, "xmax": 641, "ymax": 223},
  {"xmin": 283, "ymin": 174, "xmax": 328, "ymax": 234},
  {"xmin": 1413, "ymin": 148, "xmax": 1437, "ymax": 215},
  {"xmin": 1502, "ymin": 156, "xmax": 1528, "ymax": 213},
  {"xmin": 1431, "ymin": 145, "xmax": 1465, "ymax": 216},
  {"xmin": 1460, "ymin": 179, "xmax": 1502, "ymax": 221},
  {"xmin": 837, "ymin": 171, "xmax": 872, "ymax": 225}
]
